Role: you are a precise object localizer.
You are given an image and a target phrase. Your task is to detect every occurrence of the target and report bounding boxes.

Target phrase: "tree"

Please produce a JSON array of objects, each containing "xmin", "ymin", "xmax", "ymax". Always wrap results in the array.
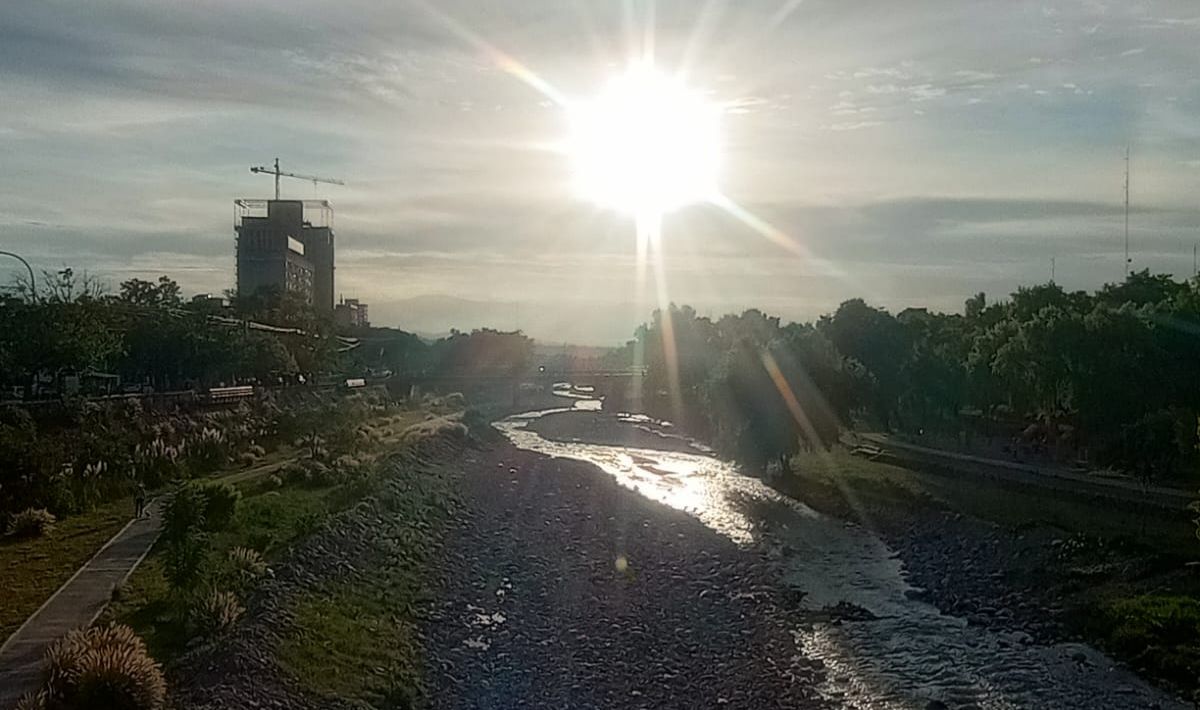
[
  {"xmin": 818, "ymin": 299, "xmax": 910, "ymax": 427},
  {"xmin": 40, "ymin": 268, "xmax": 106, "ymax": 304},
  {"xmin": 119, "ymin": 276, "xmax": 182, "ymax": 307}
]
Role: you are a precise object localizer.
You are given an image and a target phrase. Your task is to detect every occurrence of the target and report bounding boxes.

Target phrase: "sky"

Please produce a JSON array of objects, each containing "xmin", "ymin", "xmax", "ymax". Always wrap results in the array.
[{"xmin": 1, "ymin": 0, "xmax": 1199, "ymax": 344}]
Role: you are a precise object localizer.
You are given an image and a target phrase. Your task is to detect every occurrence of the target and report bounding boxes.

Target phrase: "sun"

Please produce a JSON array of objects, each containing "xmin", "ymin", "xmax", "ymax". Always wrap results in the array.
[{"xmin": 567, "ymin": 64, "xmax": 721, "ymax": 217}]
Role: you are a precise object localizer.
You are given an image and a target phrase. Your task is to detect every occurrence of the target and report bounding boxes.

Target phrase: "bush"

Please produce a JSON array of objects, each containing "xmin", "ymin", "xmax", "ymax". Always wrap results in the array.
[
  {"xmin": 192, "ymin": 589, "xmax": 244, "ymax": 637},
  {"xmin": 283, "ymin": 459, "xmax": 335, "ymax": 488},
  {"xmin": 132, "ymin": 438, "xmax": 181, "ymax": 488},
  {"xmin": 163, "ymin": 536, "xmax": 208, "ymax": 592},
  {"xmin": 401, "ymin": 417, "xmax": 468, "ymax": 445},
  {"xmin": 40, "ymin": 623, "xmax": 166, "ymax": 710},
  {"xmin": 7, "ymin": 507, "xmax": 57, "ymax": 538},
  {"xmin": 188, "ymin": 427, "xmax": 228, "ymax": 474},
  {"xmin": 197, "ymin": 482, "xmax": 240, "ymax": 532},
  {"xmin": 1105, "ymin": 595, "xmax": 1200, "ymax": 652},
  {"xmin": 225, "ymin": 546, "xmax": 267, "ymax": 586},
  {"xmin": 162, "ymin": 486, "xmax": 206, "ymax": 543}
]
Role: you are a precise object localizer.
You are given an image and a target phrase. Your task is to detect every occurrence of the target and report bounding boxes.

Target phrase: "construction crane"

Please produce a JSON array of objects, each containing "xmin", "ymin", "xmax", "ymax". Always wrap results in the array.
[{"xmin": 250, "ymin": 158, "xmax": 345, "ymax": 200}]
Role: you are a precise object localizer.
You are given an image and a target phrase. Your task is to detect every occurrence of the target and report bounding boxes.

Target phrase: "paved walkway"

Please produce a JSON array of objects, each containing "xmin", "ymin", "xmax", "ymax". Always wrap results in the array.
[
  {"xmin": 0, "ymin": 453, "xmax": 300, "ymax": 708},
  {"xmin": 0, "ymin": 503, "xmax": 162, "ymax": 708},
  {"xmin": 862, "ymin": 433, "xmax": 1194, "ymax": 510}
]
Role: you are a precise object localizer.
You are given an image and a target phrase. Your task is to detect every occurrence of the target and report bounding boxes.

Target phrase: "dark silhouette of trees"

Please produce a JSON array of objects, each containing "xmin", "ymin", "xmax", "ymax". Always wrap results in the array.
[
  {"xmin": 119, "ymin": 276, "xmax": 182, "ymax": 307},
  {"xmin": 634, "ymin": 271, "xmax": 1200, "ymax": 481}
]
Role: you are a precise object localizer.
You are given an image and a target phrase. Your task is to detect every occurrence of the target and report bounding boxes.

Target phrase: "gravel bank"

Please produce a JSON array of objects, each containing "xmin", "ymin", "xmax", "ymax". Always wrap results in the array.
[{"xmin": 423, "ymin": 438, "xmax": 827, "ymax": 709}]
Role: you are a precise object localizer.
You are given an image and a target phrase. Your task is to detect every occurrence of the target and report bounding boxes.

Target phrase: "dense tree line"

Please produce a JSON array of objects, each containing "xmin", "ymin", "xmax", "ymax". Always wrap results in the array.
[
  {"xmin": 631, "ymin": 271, "xmax": 1200, "ymax": 479},
  {"xmin": 1, "ymin": 270, "xmax": 533, "ymax": 396}
]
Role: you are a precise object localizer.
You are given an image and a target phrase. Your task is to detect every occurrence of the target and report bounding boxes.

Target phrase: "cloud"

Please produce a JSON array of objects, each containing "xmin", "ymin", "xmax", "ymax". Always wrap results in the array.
[{"xmin": 1, "ymin": 0, "xmax": 1200, "ymax": 342}]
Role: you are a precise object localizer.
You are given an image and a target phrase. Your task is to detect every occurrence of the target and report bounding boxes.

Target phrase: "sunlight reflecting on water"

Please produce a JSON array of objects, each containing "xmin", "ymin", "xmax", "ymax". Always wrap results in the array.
[{"xmin": 496, "ymin": 401, "xmax": 762, "ymax": 543}]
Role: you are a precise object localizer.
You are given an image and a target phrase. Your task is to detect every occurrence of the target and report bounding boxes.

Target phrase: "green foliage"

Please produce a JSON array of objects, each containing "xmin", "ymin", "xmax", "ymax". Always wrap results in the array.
[
  {"xmin": 39, "ymin": 623, "xmax": 166, "ymax": 710},
  {"xmin": 118, "ymin": 276, "xmax": 181, "ymax": 308},
  {"xmin": 6, "ymin": 507, "xmax": 56, "ymax": 538},
  {"xmin": 282, "ymin": 459, "xmax": 336, "ymax": 488},
  {"xmin": 428, "ymin": 328, "xmax": 533, "ymax": 378},
  {"xmin": 162, "ymin": 486, "xmax": 206, "ymax": 544},
  {"xmin": 636, "ymin": 270, "xmax": 1200, "ymax": 480},
  {"xmin": 1098, "ymin": 595, "xmax": 1200, "ymax": 685},
  {"xmin": 636, "ymin": 305, "xmax": 856, "ymax": 473},
  {"xmin": 196, "ymin": 482, "xmax": 241, "ymax": 532},
  {"xmin": 162, "ymin": 535, "xmax": 209, "ymax": 593}
]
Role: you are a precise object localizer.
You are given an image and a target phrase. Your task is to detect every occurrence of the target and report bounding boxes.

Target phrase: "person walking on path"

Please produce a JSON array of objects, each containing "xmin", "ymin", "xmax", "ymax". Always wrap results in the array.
[{"xmin": 134, "ymin": 482, "xmax": 148, "ymax": 519}]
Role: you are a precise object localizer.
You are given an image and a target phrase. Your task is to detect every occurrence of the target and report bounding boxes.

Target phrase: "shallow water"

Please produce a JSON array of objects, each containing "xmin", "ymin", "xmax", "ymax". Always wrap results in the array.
[{"xmin": 496, "ymin": 403, "xmax": 1187, "ymax": 710}]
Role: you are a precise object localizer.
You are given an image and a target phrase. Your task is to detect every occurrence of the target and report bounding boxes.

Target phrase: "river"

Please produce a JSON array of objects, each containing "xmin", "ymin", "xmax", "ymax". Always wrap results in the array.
[{"xmin": 496, "ymin": 399, "xmax": 1187, "ymax": 710}]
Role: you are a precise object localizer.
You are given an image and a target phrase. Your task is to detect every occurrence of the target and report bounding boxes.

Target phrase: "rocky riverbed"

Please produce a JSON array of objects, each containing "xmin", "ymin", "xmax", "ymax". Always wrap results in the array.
[{"xmin": 422, "ymin": 440, "xmax": 827, "ymax": 709}]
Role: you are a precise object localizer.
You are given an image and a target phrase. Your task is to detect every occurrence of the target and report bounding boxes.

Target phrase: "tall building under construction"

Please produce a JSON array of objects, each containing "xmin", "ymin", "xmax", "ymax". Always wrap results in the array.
[{"xmin": 234, "ymin": 199, "xmax": 335, "ymax": 312}]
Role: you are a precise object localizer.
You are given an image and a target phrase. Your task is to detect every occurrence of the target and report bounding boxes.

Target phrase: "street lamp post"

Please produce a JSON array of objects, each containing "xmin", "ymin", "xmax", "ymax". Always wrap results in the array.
[{"xmin": 0, "ymin": 249, "xmax": 36, "ymax": 299}]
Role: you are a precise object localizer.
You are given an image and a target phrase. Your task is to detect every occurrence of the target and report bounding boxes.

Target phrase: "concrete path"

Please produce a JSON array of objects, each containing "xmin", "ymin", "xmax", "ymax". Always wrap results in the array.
[
  {"xmin": 0, "ymin": 502, "xmax": 162, "ymax": 708},
  {"xmin": 862, "ymin": 433, "xmax": 1194, "ymax": 510}
]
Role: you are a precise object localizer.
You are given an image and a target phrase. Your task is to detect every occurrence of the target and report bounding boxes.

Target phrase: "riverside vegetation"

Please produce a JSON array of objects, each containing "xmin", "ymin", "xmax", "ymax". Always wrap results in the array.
[{"xmin": 10, "ymin": 389, "xmax": 473, "ymax": 709}]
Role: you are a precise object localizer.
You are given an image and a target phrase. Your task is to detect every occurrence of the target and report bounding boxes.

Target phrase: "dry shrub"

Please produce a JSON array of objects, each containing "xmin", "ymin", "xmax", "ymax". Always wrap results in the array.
[
  {"xmin": 13, "ymin": 690, "xmax": 48, "ymax": 710},
  {"xmin": 41, "ymin": 623, "xmax": 166, "ymax": 710},
  {"xmin": 226, "ymin": 546, "xmax": 267, "ymax": 583},
  {"xmin": 192, "ymin": 590, "xmax": 245, "ymax": 637},
  {"xmin": 400, "ymin": 416, "xmax": 468, "ymax": 445},
  {"xmin": 8, "ymin": 507, "xmax": 56, "ymax": 538}
]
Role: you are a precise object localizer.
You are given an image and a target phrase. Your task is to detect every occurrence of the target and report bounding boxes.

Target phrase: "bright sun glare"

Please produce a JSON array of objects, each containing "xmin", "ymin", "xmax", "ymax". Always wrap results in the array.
[{"xmin": 567, "ymin": 64, "xmax": 720, "ymax": 217}]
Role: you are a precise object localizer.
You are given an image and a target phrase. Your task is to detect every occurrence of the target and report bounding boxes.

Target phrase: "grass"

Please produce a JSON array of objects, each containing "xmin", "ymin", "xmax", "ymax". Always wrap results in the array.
[
  {"xmin": 1093, "ymin": 595, "xmax": 1200, "ymax": 687},
  {"xmin": 276, "ymin": 452, "xmax": 456, "ymax": 707},
  {"xmin": 103, "ymin": 478, "xmax": 354, "ymax": 659},
  {"xmin": 0, "ymin": 497, "xmax": 132, "ymax": 638},
  {"xmin": 280, "ymin": 580, "xmax": 424, "ymax": 707}
]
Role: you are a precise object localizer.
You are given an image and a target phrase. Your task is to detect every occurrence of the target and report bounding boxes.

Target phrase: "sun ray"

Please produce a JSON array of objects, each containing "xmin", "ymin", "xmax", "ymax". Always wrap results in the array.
[
  {"xmin": 642, "ymin": 213, "xmax": 686, "ymax": 426},
  {"xmin": 678, "ymin": 0, "xmax": 728, "ymax": 82},
  {"xmin": 412, "ymin": 0, "xmax": 569, "ymax": 107},
  {"xmin": 709, "ymin": 193, "xmax": 809, "ymax": 260},
  {"xmin": 759, "ymin": 350, "xmax": 877, "ymax": 534}
]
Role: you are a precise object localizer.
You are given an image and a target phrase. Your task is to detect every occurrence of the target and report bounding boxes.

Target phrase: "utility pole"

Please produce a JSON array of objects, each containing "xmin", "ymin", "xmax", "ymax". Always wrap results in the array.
[
  {"xmin": 1194, "ymin": 242, "xmax": 1197, "ymax": 279},
  {"xmin": 1050, "ymin": 256, "xmax": 1056, "ymax": 283},
  {"xmin": 1123, "ymin": 146, "xmax": 1131, "ymax": 278}
]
